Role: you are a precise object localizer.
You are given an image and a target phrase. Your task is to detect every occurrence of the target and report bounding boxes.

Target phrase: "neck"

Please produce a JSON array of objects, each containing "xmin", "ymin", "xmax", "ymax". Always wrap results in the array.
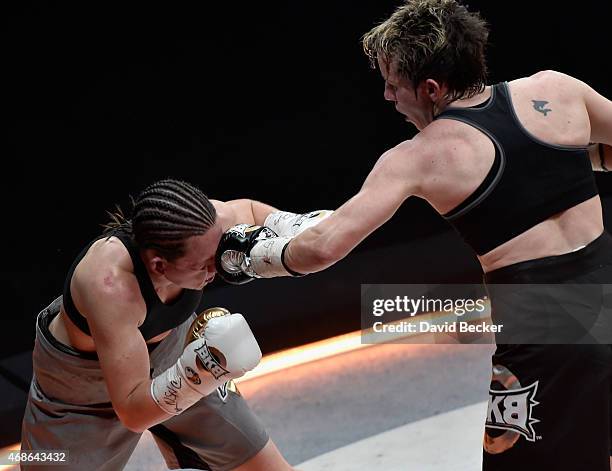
[
  {"xmin": 150, "ymin": 274, "xmax": 183, "ymax": 303},
  {"xmin": 141, "ymin": 249, "xmax": 176, "ymax": 292},
  {"xmin": 433, "ymin": 95, "xmax": 454, "ymax": 116},
  {"xmin": 447, "ymin": 86, "xmax": 492, "ymax": 109}
]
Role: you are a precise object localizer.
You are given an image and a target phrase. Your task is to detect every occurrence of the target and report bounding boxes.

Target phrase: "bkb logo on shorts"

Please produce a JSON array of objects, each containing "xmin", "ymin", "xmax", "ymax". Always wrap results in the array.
[
  {"xmin": 487, "ymin": 382, "xmax": 539, "ymax": 440},
  {"xmin": 194, "ymin": 342, "xmax": 230, "ymax": 380},
  {"xmin": 484, "ymin": 365, "xmax": 540, "ymax": 454}
]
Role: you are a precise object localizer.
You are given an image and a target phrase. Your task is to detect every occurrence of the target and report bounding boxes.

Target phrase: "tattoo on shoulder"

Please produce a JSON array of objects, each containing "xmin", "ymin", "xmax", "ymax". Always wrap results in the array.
[{"xmin": 532, "ymin": 100, "xmax": 552, "ymax": 116}]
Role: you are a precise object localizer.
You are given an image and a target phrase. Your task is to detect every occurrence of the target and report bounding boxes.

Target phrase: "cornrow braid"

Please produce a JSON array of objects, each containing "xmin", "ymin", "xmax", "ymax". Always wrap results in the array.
[{"xmin": 105, "ymin": 179, "xmax": 217, "ymax": 260}]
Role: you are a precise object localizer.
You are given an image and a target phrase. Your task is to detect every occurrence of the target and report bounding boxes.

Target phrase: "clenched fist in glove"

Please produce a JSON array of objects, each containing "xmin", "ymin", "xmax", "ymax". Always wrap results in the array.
[
  {"xmin": 215, "ymin": 224, "xmax": 298, "ymax": 284},
  {"xmin": 214, "ymin": 210, "xmax": 333, "ymax": 285},
  {"xmin": 150, "ymin": 308, "xmax": 261, "ymax": 415}
]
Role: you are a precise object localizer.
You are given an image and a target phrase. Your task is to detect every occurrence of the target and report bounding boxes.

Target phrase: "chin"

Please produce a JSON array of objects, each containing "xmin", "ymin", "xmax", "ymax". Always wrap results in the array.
[{"xmin": 180, "ymin": 279, "xmax": 204, "ymax": 290}]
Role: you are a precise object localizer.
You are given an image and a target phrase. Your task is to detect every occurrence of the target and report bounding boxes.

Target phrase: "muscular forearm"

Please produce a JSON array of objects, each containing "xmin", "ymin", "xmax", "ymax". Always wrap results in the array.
[
  {"xmin": 283, "ymin": 228, "xmax": 338, "ymax": 275},
  {"xmin": 283, "ymin": 213, "xmax": 358, "ymax": 275},
  {"xmin": 283, "ymin": 181, "xmax": 406, "ymax": 275},
  {"xmin": 117, "ymin": 379, "xmax": 173, "ymax": 433}
]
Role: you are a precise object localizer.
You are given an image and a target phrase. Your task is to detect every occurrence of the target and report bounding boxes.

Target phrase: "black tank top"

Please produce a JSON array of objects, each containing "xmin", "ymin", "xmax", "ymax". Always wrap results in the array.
[
  {"xmin": 435, "ymin": 82, "xmax": 598, "ymax": 255},
  {"xmin": 62, "ymin": 229, "xmax": 203, "ymax": 341}
]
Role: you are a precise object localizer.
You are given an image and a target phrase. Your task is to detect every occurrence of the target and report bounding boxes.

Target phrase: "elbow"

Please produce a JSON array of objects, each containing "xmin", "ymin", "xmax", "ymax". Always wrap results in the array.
[
  {"xmin": 120, "ymin": 416, "xmax": 147, "ymax": 434},
  {"xmin": 312, "ymin": 243, "xmax": 346, "ymax": 270},
  {"xmin": 313, "ymin": 223, "xmax": 356, "ymax": 266},
  {"xmin": 115, "ymin": 405, "xmax": 147, "ymax": 434},
  {"xmin": 298, "ymin": 248, "xmax": 336, "ymax": 273},
  {"xmin": 301, "ymin": 236, "xmax": 348, "ymax": 273},
  {"xmin": 286, "ymin": 226, "xmax": 351, "ymax": 274}
]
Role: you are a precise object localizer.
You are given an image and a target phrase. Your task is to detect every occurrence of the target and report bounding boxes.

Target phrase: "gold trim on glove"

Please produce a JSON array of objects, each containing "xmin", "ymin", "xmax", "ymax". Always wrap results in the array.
[
  {"xmin": 185, "ymin": 307, "xmax": 242, "ymax": 398},
  {"xmin": 186, "ymin": 307, "xmax": 231, "ymax": 345}
]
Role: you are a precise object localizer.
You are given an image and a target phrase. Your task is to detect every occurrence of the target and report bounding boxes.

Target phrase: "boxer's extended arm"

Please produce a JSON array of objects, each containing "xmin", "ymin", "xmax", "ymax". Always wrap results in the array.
[
  {"xmin": 74, "ymin": 263, "xmax": 170, "ymax": 433},
  {"xmin": 284, "ymin": 141, "xmax": 425, "ymax": 274},
  {"xmin": 214, "ymin": 140, "xmax": 429, "ymax": 281}
]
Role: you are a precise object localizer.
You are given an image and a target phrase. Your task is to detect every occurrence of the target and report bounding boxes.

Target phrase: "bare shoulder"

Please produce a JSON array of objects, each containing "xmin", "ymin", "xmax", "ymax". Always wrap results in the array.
[
  {"xmin": 380, "ymin": 134, "xmax": 443, "ymax": 167},
  {"xmin": 72, "ymin": 236, "xmax": 144, "ymax": 324},
  {"xmin": 210, "ymin": 199, "xmax": 239, "ymax": 230},
  {"xmin": 417, "ymin": 121, "xmax": 469, "ymax": 166},
  {"xmin": 518, "ymin": 70, "xmax": 588, "ymax": 97},
  {"xmin": 210, "ymin": 199, "xmax": 225, "ymax": 211},
  {"xmin": 529, "ymin": 69, "xmax": 580, "ymax": 83},
  {"xmin": 209, "ymin": 199, "xmax": 227, "ymax": 220},
  {"xmin": 372, "ymin": 139, "xmax": 425, "ymax": 175},
  {"xmin": 370, "ymin": 133, "xmax": 453, "ymax": 197}
]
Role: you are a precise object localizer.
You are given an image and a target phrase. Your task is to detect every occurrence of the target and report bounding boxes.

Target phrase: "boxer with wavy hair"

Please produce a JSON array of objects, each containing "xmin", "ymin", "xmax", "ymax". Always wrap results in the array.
[
  {"xmin": 363, "ymin": 0, "xmax": 488, "ymax": 105},
  {"xmin": 216, "ymin": 1, "xmax": 612, "ymax": 469},
  {"xmin": 20, "ymin": 178, "xmax": 298, "ymax": 471}
]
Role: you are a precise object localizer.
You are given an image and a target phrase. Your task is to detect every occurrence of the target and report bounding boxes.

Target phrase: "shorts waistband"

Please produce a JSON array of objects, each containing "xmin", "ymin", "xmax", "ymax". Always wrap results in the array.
[
  {"xmin": 484, "ymin": 231, "xmax": 612, "ymax": 284},
  {"xmin": 37, "ymin": 297, "xmax": 100, "ymax": 360}
]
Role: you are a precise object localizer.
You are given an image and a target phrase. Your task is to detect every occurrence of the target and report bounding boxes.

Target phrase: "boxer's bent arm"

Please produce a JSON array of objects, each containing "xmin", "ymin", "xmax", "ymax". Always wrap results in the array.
[
  {"xmin": 580, "ymin": 76, "xmax": 612, "ymax": 172},
  {"xmin": 76, "ymin": 267, "xmax": 172, "ymax": 433},
  {"xmin": 284, "ymin": 142, "xmax": 424, "ymax": 273},
  {"xmin": 212, "ymin": 199, "xmax": 279, "ymax": 227},
  {"xmin": 581, "ymin": 78, "xmax": 612, "ymax": 147},
  {"xmin": 588, "ymin": 143, "xmax": 611, "ymax": 172}
]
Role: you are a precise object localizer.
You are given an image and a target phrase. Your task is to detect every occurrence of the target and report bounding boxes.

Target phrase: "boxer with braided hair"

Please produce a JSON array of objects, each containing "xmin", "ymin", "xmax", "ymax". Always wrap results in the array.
[
  {"xmin": 20, "ymin": 178, "xmax": 297, "ymax": 471},
  {"xmin": 129, "ymin": 179, "xmax": 217, "ymax": 254},
  {"xmin": 105, "ymin": 179, "xmax": 218, "ymax": 259}
]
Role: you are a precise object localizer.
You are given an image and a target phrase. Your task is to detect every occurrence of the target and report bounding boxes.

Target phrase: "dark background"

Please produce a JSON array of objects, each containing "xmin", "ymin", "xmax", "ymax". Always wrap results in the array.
[{"xmin": 2, "ymin": 0, "xmax": 611, "ymax": 445}]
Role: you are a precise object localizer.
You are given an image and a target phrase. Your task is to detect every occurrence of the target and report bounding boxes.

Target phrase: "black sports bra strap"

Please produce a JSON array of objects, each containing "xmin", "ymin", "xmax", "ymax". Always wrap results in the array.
[{"xmin": 111, "ymin": 230, "xmax": 157, "ymax": 307}]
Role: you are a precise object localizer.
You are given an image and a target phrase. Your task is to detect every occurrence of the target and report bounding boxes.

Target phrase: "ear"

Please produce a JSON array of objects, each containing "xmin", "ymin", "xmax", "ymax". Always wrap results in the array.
[
  {"xmin": 422, "ymin": 79, "xmax": 444, "ymax": 102},
  {"xmin": 145, "ymin": 252, "xmax": 167, "ymax": 276},
  {"xmin": 152, "ymin": 258, "xmax": 167, "ymax": 275}
]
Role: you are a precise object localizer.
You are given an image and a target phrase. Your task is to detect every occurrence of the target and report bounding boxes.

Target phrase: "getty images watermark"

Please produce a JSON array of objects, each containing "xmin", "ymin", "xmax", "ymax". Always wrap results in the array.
[
  {"xmin": 371, "ymin": 294, "xmax": 497, "ymax": 332},
  {"xmin": 361, "ymin": 284, "xmax": 496, "ymax": 344},
  {"xmin": 361, "ymin": 284, "xmax": 612, "ymax": 345}
]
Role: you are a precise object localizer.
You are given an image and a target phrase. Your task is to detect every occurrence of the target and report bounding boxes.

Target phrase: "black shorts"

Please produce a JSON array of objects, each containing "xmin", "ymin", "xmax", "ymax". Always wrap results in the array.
[{"xmin": 482, "ymin": 232, "xmax": 612, "ymax": 471}]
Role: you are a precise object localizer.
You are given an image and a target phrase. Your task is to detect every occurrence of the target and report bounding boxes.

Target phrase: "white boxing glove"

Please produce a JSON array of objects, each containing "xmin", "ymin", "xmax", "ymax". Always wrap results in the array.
[
  {"xmin": 151, "ymin": 309, "xmax": 261, "ymax": 415},
  {"xmin": 264, "ymin": 210, "xmax": 333, "ymax": 237}
]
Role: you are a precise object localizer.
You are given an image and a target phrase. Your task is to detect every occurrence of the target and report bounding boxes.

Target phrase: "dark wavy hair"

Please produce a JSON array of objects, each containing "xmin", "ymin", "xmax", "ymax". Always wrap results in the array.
[
  {"xmin": 104, "ymin": 179, "xmax": 217, "ymax": 260},
  {"xmin": 363, "ymin": 0, "xmax": 489, "ymax": 102}
]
